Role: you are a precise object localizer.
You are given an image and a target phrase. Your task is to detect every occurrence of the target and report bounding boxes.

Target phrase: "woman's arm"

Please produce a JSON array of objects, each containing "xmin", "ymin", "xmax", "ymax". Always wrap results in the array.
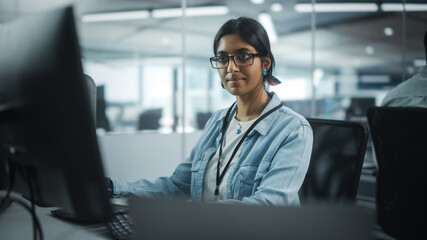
[{"xmin": 110, "ymin": 160, "xmax": 193, "ymax": 199}]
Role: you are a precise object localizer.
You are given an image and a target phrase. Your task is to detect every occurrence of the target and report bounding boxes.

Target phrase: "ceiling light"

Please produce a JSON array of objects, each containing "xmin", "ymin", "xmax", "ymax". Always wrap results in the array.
[
  {"xmin": 152, "ymin": 6, "xmax": 229, "ymax": 18},
  {"xmin": 381, "ymin": 3, "xmax": 427, "ymax": 12},
  {"xmin": 258, "ymin": 13, "xmax": 278, "ymax": 43},
  {"xmin": 82, "ymin": 10, "xmax": 150, "ymax": 22},
  {"xmin": 251, "ymin": 0, "xmax": 265, "ymax": 5},
  {"xmin": 271, "ymin": 3, "xmax": 284, "ymax": 12},
  {"xmin": 294, "ymin": 3, "xmax": 378, "ymax": 12},
  {"xmin": 383, "ymin": 27, "xmax": 394, "ymax": 36}
]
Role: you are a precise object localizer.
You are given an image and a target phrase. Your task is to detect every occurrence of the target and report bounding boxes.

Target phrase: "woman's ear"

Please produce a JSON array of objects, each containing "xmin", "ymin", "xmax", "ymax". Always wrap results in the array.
[{"xmin": 263, "ymin": 57, "xmax": 272, "ymax": 70}]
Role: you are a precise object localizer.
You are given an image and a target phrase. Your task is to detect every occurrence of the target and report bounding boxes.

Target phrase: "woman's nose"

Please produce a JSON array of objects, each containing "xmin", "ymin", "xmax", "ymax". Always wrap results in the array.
[{"xmin": 227, "ymin": 58, "xmax": 239, "ymax": 72}]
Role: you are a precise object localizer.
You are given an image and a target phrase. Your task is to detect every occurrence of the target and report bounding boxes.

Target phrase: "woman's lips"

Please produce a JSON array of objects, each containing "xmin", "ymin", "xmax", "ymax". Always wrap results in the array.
[{"xmin": 228, "ymin": 78, "xmax": 244, "ymax": 84}]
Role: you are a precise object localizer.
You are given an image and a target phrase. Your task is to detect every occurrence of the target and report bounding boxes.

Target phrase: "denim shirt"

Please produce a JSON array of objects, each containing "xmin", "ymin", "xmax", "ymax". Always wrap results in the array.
[{"xmin": 111, "ymin": 92, "xmax": 313, "ymax": 206}]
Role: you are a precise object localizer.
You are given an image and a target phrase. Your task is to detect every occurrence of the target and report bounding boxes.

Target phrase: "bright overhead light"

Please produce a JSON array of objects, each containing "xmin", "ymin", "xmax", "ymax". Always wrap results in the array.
[
  {"xmin": 258, "ymin": 13, "xmax": 278, "ymax": 43},
  {"xmin": 271, "ymin": 3, "xmax": 284, "ymax": 12},
  {"xmin": 383, "ymin": 27, "xmax": 394, "ymax": 36},
  {"xmin": 82, "ymin": 10, "xmax": 150, "ymax": 22},
  {"xmin": 381, "ymin": 3, "xmax": 427, "ymax": 12},
  {"xmin": 251, "ymin": 0, "xmax": 265, "ymax": 4},
  {"xmin": 294, "ymin": 3, "xmax": 378, "ymax": 12},
  {"xmin": 152, "ymin": 6, "xmax": 229, "ymax": 18}
]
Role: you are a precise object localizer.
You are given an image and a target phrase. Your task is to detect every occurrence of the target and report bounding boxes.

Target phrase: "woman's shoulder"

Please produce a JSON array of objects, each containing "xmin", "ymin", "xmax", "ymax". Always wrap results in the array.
[{"xmin": 275, "ymin": 104, "xmax": 312, "ymax": 131}]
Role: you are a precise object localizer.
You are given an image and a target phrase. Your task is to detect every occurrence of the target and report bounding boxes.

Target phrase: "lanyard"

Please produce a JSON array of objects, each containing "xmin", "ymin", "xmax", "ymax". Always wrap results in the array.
[{"xmin": 215, "ymin": 102, "xmax": 283, "ymax": 198}]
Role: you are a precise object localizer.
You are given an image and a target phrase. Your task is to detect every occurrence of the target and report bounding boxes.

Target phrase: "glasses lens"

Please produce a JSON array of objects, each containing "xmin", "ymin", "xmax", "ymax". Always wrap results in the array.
[
  {"xmin": 215, "ymin": 56, "xmax": 229, "ymax": 69},
  {"xmin": 235, "ymin": 54, "xmax": 253, "ymax": 66},
  {"xmin": 211, "ymin": 54, "xmax": 256, "ymax": 69},
  {"xmin": 210, "ymin": 58, "xmax": 218, "ymax": 68}
]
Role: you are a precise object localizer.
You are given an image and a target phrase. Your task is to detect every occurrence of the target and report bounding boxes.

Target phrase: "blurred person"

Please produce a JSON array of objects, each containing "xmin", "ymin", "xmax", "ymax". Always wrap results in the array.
[{"xmin": 381, "ymin": 30, "xmax": 427, "ymax": 108}]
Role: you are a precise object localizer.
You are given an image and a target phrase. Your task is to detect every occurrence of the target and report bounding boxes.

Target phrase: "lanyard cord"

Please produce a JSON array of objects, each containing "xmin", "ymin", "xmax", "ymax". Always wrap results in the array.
[{"xmin": 215, "ymin": 102, "xmax": 283, "ymax": 197}]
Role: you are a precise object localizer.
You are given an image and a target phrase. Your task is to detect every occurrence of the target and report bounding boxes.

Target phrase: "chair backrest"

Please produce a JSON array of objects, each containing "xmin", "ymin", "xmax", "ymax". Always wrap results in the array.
[
  {"xmin": 95, "ymin": 85, "xmax": 111, "ymax": 131},
  {"xmin": 299, "ymin": 118, "xmax": 368, "ymax": 204},
  {"xmin": 196, "ymin": 112, "xmax": 213, "ymax": 129},
  {"xmin": 367, "ymin": 107, "xmax": 427, "ymax": 240},
  {"xmin": 137, "ymin": 108, "xmax": 162, "ymax": 130},
  {"xmin": 84, "ymin": 74, "xmax": 96, "ymax": 124}
]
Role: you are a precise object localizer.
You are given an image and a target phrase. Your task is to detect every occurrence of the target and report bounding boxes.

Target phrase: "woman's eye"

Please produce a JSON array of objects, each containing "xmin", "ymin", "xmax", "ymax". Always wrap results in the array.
[
  {"xmin": 237, "ymin": 54, "xmax": 250, "ymax": 61},
  {"xmin": 217, "ymin": 56, "xmax": 228, "ymax": 63}
]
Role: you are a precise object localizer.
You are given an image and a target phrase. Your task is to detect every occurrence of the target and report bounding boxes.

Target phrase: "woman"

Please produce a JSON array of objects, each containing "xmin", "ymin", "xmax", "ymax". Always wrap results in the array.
[{"xmin": 110, "ymin": 17, "xmax": 313, "ymax": 206}]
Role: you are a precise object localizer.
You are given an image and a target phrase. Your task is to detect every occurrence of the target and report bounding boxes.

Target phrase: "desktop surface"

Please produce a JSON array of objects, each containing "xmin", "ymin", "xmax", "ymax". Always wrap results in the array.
[
  {"xmin": 0, "ymin": 195, "xmax": 397, "ymax": 240},
  {"xmin": 129, "ymin": 198, "xmax": 375, "ymax": 240},
  {"xmin": 0, "ymin": 202, "xmax": 110, "ymax": 240}
]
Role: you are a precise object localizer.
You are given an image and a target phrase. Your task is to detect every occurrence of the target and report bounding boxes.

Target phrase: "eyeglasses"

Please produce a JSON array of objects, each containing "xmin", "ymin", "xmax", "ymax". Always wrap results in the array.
[{"xmin": 210, "ymin": 53, "xmax": 261, "ymax": 69}]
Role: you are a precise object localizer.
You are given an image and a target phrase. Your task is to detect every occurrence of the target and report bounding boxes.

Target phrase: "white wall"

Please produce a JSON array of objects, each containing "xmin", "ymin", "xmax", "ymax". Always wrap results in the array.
[{"xmin": 98, "ymin": 131, "xmax": 203, "ymax": 181}]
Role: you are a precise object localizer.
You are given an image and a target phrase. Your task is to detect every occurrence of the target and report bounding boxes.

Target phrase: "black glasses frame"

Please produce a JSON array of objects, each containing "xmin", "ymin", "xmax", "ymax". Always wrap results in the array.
[{"xmin": 210, "ymin": 53, "xmax": 261, "ymax": 69}]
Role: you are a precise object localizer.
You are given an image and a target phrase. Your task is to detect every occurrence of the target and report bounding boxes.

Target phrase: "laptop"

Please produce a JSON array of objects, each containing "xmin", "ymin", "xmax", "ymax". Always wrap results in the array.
[{"xmin": 129, "ymin": 198, "xmax": 374, "ymax": 240}]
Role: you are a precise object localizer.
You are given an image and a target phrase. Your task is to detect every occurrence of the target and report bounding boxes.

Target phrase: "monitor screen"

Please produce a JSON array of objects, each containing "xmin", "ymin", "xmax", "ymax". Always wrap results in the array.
[
  {"xmin": 346, "ymin": 97, "xmax": 376, "ymax": 120},
  {"xmin": 0, "ymin": 6, "xmax": 112, "ymax": 223}
]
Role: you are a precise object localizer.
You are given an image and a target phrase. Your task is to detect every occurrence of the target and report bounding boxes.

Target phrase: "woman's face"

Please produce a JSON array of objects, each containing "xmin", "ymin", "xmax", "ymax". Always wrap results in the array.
[{"xmin": 216, "ymin": 33, "xmax": 270, "ymax": 98}]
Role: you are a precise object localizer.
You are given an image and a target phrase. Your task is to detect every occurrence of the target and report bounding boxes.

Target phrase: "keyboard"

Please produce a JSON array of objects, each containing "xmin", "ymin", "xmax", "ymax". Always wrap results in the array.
[
  {"xmin": 51, "ymin": 204, "xmax": 133, "ymax": 240},
  {"xmin": 105, "ymin": 208, "xmax": 133, "ymax": 240}
]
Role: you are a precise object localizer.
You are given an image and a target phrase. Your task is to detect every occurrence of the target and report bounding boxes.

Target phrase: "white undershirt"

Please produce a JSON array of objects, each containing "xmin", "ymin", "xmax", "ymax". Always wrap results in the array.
[{"xmin": 202, "ymin": 115, "xmax": 259, "ymax": 202}]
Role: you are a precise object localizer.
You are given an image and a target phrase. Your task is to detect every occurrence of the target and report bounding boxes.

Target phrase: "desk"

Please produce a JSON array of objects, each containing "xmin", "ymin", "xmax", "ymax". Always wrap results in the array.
[
  {"xmin": 1, "ymin": 196, "xmax": 395, "ymax": 240},
  {"xmin": 0, "ymin": 202, "xmax": 112, "ymax": 240}
]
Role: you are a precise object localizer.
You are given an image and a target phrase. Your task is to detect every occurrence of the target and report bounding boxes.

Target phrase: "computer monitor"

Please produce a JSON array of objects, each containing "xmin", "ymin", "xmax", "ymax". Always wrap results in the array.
[
  {"xmin": 0, "ymin": 6, "xmax": 112, "ymax": 223},
  {"xmin": 345, "ymin": 97, "xmax": 376, "ymax": 121}
]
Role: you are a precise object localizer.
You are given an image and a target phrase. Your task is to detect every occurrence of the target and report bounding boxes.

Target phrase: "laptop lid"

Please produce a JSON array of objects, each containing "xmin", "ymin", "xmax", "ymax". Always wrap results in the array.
[{"xmin": 129, "ymin": 198, "xmax": 373, "ymax": 240}]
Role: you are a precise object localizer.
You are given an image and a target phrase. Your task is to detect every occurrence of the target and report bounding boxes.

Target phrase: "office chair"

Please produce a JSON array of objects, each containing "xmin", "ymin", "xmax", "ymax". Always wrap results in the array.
[
  {"xmin": 96, "ymin": 85, "xmax": 111, "ymax": 131},
  {"xmin": 137, "ymin": 108, "xmax": 162, "ymax": 130},
  {"xmin": 196, "ymin": 112, "xmax": 213, "ymax": 129},
  {"xmin": 299, "ymin": 118, "xmax": 368, "ymax": 204},
  {"xmin": 84, "ymin": 74, "xmax": 96, "ymax": 123},
  {"xmin": 367, "ymin": 107, "xmax": 427, "ymax": 240}
]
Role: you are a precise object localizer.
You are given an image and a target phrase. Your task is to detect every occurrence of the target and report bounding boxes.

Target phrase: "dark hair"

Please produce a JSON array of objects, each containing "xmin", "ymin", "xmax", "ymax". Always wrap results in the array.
[{"xmin": 213, "ymin": 17, "xmax": 275, "ymax": 86}]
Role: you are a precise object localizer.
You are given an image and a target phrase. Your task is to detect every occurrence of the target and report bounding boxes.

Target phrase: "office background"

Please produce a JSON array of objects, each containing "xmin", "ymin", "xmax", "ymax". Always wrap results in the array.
[{"xmin": 1, "ymin": 0, "xmax": 426, "ymax": 181}]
